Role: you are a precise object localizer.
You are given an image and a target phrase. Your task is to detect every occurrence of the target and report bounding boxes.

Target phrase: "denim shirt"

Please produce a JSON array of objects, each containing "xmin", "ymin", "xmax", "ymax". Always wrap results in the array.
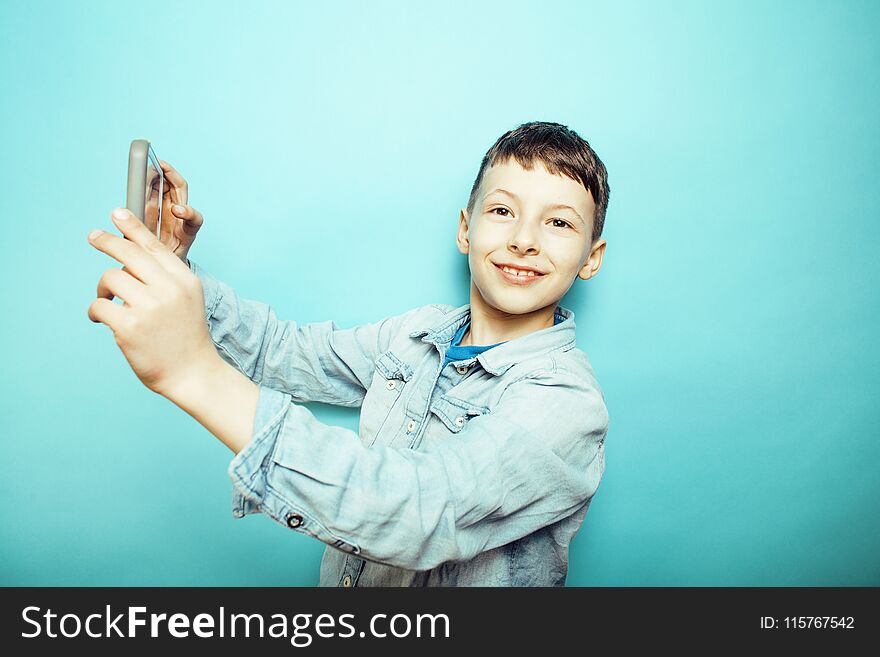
[{"xmin": 189, "ymin": 260, "xmax": 610, "ymax": 587}]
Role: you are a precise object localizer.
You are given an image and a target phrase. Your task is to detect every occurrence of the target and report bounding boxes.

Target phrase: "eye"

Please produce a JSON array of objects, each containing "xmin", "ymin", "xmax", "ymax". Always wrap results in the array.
[
  {"xmin": 490, "ymin": 207, "xmax": 511, "ymax": 217},
  {"xmin": 550, "ymin": 218, "xmax": 573, "ymax": 229}
]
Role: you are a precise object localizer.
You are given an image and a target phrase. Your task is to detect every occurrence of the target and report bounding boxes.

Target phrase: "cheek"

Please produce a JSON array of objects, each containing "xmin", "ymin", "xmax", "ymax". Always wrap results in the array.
[
  {"xmin": 469, "ymin": 221, "xmax": 507, "ymax": 249},
  {"xmin": 465, "ymin": 226, "xmax": 490, "ymax": 254}
]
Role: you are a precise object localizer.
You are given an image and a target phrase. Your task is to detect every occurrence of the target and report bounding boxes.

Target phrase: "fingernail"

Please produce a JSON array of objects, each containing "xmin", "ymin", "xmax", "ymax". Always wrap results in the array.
[
  {"xmin": 88, "ymin": 229, "xmax": 103, "ymax": 240},
  {"xmin": 112, "ymin": 208, "xmax": 128, "ymax": 221},
  {"xmin": 173, "ymin": 204, "xmax": 185, "ymax": 214}
]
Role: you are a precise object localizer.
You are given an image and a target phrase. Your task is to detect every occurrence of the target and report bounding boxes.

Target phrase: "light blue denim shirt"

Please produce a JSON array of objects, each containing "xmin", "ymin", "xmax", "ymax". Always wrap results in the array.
[{"xmin": 189, "ymin": 260, "xmax": 610, "ymax": 587}]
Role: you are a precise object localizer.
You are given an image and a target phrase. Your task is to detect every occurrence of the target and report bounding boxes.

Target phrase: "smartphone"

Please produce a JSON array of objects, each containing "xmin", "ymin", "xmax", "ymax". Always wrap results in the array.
[{"xmin": 126, "ymin": 139, "xmax": 164, "ymax": 237}]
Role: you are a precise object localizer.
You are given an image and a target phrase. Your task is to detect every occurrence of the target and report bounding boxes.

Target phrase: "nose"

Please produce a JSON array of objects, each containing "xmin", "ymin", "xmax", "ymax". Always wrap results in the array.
[{"xmin": 506, "ymin": 218, "xmax": 540, "ymax": 256}]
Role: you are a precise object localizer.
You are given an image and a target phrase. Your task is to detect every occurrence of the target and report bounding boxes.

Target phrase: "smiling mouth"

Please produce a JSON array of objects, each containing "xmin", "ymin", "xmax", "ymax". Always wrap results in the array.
[{"xmin": 493, "ymin": 263, "xmax": 547, "ymax": 284}]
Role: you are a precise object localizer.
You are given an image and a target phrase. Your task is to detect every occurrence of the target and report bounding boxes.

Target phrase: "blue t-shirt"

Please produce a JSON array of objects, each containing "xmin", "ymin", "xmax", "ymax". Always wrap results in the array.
[{"xmin": 442, "ymin": 311, "xmax": 561, "ymax": 369}]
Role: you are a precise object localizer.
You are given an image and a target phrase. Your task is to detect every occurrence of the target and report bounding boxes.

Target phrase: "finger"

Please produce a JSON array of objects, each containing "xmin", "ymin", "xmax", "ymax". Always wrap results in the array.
[
  {"xmin": 106, "ymin": 208, "xmax": 190, "ymax": 276},
  {"xmin": 157, "ymin": 159, "xmax": 188, "ymax": 206},
  {"xmin": 96, "ymin": 266, "xmax": 153, "ymax": 307},
  {"xmin": 170, "ymin": 204, "xmax": 204, "ymax": 235},
  {"xmin": 98, "ymin": 267, "xmax": 143, "ymax": 306},
  {"xmin": 88, "ymin": 222, "xmax": 170, "ymax": 284},
  {"xmin": 87, "ymin": 297, "xmax": 128, "ymax": 328},
  {"xmin": 121, "ymin": 264, "xmax": 145, "ymax": 284}
]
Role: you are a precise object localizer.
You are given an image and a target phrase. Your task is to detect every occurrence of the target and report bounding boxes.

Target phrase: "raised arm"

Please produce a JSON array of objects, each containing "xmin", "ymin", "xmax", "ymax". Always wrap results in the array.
[
  {"xmin": 227, "ymin": 370, "xmax": 609, "ymax": 571},
  {"xmin": 188, "ymin": 259, "xmax": 423, "ymax": 408}
]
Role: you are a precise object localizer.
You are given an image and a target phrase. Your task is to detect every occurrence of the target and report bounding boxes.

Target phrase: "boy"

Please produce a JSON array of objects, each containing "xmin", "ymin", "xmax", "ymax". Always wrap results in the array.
[{"xmin": 87, "ymin": 120, "xmax": 610, "ymax": 587}]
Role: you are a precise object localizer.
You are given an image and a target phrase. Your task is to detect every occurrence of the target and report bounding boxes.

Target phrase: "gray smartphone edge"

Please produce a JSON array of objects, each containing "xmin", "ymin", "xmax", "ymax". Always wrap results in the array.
[
  {"xmin": 127, "ymin": 139, "xmax": 149, "ymax": 221},
  {"xmin": 126, "ymin": 139, "xmax": 163, "ymax": 229}
]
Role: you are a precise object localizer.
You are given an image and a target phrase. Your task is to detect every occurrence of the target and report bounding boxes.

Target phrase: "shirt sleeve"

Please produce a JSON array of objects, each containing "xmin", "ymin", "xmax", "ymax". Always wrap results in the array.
[
  {"xmin": 228, "ymin": 370, "xmax": 609, "ymax": 571},
  {"xmin": 187, "ymin": 258, "xmax": 423, "ymax": 408}
]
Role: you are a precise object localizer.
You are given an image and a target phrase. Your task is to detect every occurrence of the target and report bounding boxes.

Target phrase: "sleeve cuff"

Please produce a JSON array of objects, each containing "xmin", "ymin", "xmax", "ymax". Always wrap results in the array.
[
  {"xmin": 228, "ymin": 385, "xmax": 292, "ymax": 519},
  {"xmin": 188, "ymin": 258, "xmax": 222, "ymax": 321}
]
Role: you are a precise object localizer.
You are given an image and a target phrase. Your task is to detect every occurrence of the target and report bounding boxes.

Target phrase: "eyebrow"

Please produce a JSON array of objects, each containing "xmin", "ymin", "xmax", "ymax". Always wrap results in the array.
[{"xmin": 484, "ymin": 188, "xmax": 584, "ymax": 225}]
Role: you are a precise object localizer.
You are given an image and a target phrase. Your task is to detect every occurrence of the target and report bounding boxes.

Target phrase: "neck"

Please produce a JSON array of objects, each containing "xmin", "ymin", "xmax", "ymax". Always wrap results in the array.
[{"xmin": 462, "ymin": 282, "xmax": 557, "ymax": 346}]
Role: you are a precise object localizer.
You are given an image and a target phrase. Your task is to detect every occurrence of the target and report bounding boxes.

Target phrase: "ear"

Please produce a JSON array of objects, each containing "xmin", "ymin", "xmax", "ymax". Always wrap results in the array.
[
  {"xmin": 456, "ymin": 208, "xmax": 470, "ymax": 255},
  {"xmin": 577, "ymin": 238, "xmax": 606, "ymax": 281}
]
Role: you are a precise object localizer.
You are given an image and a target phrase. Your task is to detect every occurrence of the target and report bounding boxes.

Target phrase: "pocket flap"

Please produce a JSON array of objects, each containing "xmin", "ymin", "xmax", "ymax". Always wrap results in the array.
[
  {"xmin": 375, "ymin": 351, "xmax": 413, "ymax": 381},
  {"xmin": 429, "ymin": 394, "xmax": 489, "ymax": 433}
]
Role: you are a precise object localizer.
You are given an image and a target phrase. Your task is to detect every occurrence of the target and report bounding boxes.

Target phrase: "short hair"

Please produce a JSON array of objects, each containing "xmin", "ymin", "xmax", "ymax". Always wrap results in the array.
[{"xmin": 466, "ymin": 121, "xmax": 610, "ymax": 244}]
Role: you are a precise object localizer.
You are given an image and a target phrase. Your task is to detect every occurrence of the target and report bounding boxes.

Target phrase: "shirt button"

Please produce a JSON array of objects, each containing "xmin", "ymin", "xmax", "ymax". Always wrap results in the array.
[
  {"xmin": 406, "ymin": 419, "xmax": 417, "ymax": 432},
  {"xmin": 454, "ymin": 416, "xmax": 465, "ymax": 427},
  {"xmin": 286, "ymin": 513, "xmax": 303, "ymax": 528},
  {"xmin": 386, "ymin": 380, "xmax": 397, "ymax": 390},
  {"xmin": 456, "ymin": 365, "xmax": 469, "ymax": 374},
  {"xmin": 342, "ymin": 574, "xmax": 352, "ymax": 587}
]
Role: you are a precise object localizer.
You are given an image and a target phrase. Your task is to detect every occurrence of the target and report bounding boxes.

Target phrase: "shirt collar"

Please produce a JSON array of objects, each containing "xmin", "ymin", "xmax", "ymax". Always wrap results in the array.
[{"xmin": 408, "ymin": 303, "xmax": 577, "ymax": 375}]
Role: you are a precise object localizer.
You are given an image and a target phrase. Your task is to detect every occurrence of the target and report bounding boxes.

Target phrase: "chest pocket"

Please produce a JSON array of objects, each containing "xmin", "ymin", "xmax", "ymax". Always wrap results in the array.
[
  {"xmin": 374, "ymin": 350, "xmax": 413, "ymax": 388},
  {"xmin": 429, "ymin": 394, "xmax": 490, "ymax": 434}
]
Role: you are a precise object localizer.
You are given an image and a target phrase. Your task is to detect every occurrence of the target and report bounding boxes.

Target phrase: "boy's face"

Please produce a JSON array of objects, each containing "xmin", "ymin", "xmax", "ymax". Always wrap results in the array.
[{"xmin": 457, "ymin": 159, "xmax": 606, "ymax": 317}]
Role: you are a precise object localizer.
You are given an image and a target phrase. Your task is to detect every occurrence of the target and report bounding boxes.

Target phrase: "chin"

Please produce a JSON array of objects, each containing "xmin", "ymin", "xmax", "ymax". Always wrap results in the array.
[{"xmin": 484, "ymin": 292, "xmax": 545, "ymax": 316}]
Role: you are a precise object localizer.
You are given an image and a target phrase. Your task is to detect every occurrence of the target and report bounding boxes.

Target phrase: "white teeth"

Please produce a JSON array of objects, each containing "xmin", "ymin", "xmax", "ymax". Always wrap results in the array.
[{"xmin": 501, "ymin": 265, "xmax": 537, "ymax": 277}]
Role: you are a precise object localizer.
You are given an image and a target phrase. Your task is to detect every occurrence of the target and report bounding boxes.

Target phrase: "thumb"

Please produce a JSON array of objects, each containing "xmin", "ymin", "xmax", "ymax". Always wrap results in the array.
[{"xmin": 171, "ymin": 204, "xmax": 204, "ymax": 236}]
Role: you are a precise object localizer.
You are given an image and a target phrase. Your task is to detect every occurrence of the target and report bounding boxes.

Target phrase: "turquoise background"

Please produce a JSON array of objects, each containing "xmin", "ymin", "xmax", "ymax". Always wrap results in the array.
[{"xmin": 0, "ymin": 0, "xmax": 877, "ymax": 586}]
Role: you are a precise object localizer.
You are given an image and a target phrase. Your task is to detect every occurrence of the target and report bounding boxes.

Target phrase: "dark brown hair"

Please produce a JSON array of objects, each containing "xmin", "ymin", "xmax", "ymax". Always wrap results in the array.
[{"xmin": 466, "ymin": 121, "xmax": 610, "ymax": 244}]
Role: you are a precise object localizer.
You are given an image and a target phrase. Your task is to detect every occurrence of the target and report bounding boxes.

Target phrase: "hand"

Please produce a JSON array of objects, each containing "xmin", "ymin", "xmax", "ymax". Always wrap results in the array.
[
  {"xmin": 87, "ymin": 207, "xmax": 220, "ymax": 398},
  {"xmin": 150, "ymin": 159, "xmax": 204, "ymax": 265}
]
